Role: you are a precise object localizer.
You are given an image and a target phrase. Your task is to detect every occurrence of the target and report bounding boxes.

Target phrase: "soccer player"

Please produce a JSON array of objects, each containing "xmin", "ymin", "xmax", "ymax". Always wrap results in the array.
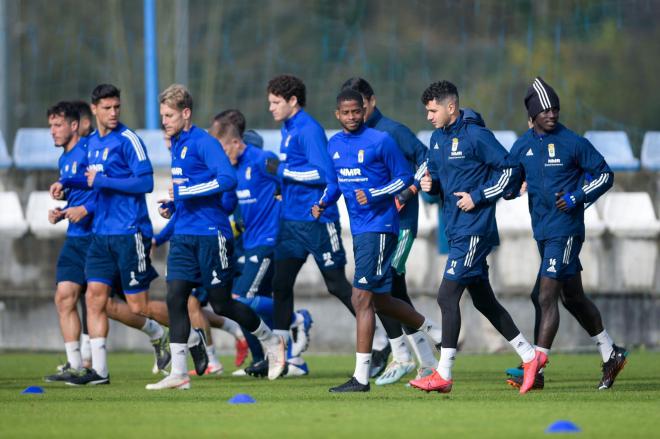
[
  {"xmin": 265, "ymin": 74, "xmax": 360, "ymax": 354},
  {"xmin": 313, "ymin": 89, "xmax": 444, "ymax": 392},
  {"xmin": 63, "ymin": 84, "xmax": 172, "ymax": 386},
  {"xmin": 341, "ymin": 77, "xmax": 437, "ymax": 384},
  {"xmin": 45, "ymin": 101, "xmax": 171, "ymax": 382},
  {"xmin": 409, "ymin": 80, "xmax": 539, "ymax": 394},
  {"xmin": 153, "ymin": 193, "xmax": 249, "ymax": 376},
  {"xmin": 43, "ymin": 101, "xmax": 98, "ymax": 381},
  {"xmin": 146, "ymin": 84, "xmax": 285, "ymax": 390},
  {"xmin": 504, "ymin": 77, "xmax": 627, "ymax": 390},
  {"xmin": 212, "ymin": 109, "xmax": 312, "ymax": 377}
]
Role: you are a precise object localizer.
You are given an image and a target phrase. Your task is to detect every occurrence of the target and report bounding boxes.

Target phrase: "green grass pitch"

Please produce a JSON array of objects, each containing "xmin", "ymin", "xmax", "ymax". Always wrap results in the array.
[{"xmin": 1, "ymin": 351, "xmax": 659, "ymax": 438}]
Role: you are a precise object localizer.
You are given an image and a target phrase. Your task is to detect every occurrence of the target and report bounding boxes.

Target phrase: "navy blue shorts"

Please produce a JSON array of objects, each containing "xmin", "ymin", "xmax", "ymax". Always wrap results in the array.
[
  {"xmin": 275, "ymin": 220, "xmax": 346, "ymax": 270},
  {"xmin": 444, "ymin": 235, "xmax": 493, "ymax": 284},
  {"xmin": 56, "ymin": 235, "xmax": 92, "ymax": 285},
  {"xmin": 233, "ymin": 246, "xmax": 274, "ymax": 298},
  {"xmin": 537, "ymin": 236, "xmax": 583, "ymax": 280},
  {"xmin": 353, "ymin": 232, "xmax": 397, "ymax": 293},
  {"xmin": 167, "ymin": 233, "xmax": 234, "ymax": 290},
  {"xmin": 85, "ymin": 233, "xmax": 158, "ymax": 294}
]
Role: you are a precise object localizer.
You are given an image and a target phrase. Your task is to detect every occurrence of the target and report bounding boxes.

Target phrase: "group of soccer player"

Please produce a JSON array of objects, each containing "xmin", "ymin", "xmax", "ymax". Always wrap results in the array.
[{"xmin": 43, "ymin": 73, "xmax": 628, "ymax": 394}]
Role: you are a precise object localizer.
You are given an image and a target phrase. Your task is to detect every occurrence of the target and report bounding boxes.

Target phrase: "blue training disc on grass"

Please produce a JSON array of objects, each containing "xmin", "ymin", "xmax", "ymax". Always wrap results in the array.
[
  {"xmin": 21, "ymin": 386, "xmax": 45, "ymax": 394},
  {"xmin": 228, "ymin": 393, "xmax": 256, "ymax": 404},
  {"xmin": 546, "ymin": 420, "xmax": 581, "ymax": 433}
]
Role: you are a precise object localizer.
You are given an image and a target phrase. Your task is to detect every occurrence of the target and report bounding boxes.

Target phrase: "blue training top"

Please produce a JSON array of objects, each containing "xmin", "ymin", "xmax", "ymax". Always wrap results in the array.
[
  {"xmin": 170, "ymin": 125, "xmax": 237, "ymax": 237},
  {"xmin": 87, "ymin": 123, "xmax": 154, "ymax": 236},
  {"xmin": 366, "ymin": 107, "xmax": 427, "ymax": 235},
  {"xmin": 236, "ymin": 144, "xmax": 280, "ymax": 250},
  {"xmin": 276, "ymin": 109, "xmax": 339, "ymax": 223},
  {"xmin": 58, "ymin": 136, "xmax": 96, "ymax": 236},
  {"xmin": 508, "ymin": 123, "xmax": 613, "ymax": 241},
  {"xmin": 417, "ymin": 109, "xmax": 515, "ymax": 245},
  {"xmin": 321, "ymin": 126, "xmax": 412, "ymax": 236}
]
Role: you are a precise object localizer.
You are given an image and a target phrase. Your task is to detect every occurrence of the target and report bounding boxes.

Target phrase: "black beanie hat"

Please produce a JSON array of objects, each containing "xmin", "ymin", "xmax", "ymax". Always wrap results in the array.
[{"xmin": 524, "ymin": 77, "xmax": 560, "ymax": 120}]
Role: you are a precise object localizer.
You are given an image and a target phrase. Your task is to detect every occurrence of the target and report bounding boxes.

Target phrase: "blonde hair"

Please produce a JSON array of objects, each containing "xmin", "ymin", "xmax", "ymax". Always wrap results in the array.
[{"xmin": 159, "ymin": 84, "xmax": 193, "ymax": 112}]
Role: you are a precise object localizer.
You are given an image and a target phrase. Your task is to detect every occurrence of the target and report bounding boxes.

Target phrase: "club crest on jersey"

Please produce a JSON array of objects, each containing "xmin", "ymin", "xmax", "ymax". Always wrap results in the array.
[
  {"xmin": 546, "ymin": 143, "xmax": 561, "ymax": 166},
  {"xmin": 449, "ymin": 138, "xmax": 463, "ymax": 158},
  {"xmin": 181, "ymin": 146, "xmax": 188, "ymax": 159},
  {"xmin": 358, "ymin": 149, "xmax": 364, "ymax": 163},
  {"xmin": 102, "ymin": 148, "xmax": 109, "ymax": 161},
  {"xmin": 72, "ymin": 161, "xmax": 77, "ymax": 174},
  {"xmin": 245, "ymin": 166, "xmax": 252, "ymax": 180}
]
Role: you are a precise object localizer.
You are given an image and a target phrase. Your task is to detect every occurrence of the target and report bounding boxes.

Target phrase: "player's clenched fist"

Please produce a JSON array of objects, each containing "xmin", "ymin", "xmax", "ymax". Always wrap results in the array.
[
  {"xmin": 49, "ymin": 181, "xmax": 65, "ymax": 200},
  {"xmin": 311, "ymin": 202, "xmax": 325, "ymax": 219},
  {"xmin": 420, "ymin": 169, "xmax": 433, "ymax": 193}
]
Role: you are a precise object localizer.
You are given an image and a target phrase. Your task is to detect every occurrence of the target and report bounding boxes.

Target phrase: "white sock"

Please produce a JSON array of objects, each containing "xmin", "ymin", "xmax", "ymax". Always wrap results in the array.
[
  {"xmin": 535, "ymin": 346, "xmax": 550, "ymax": 356},
  {"xmin": 140, "ymin": 319, "xmax": 164, "ymax": 341},
  {"xmin": 170, "ymin": 343, "xmax": 188, "ymax": 376},
  {"xmin": 417, "ymin": 318, "xmax": 442, "ymax": 345},
  {"xmin": 436, "ymin": 347, "xmax": 456, "ymax": 380},
  {"xmin": 390, "ymin": 335, "xmax": 412, "ymax": 363},
  {"xmin": 81, "ymin": 334, "xmax": 91, "ymax": 363},
  {"xmin": 592, "ymin": 330, "xmax": 614, "ymax": 362},
  {"xmin": 509, "ymin": 333, "xmax": 536, "ymax": 363},
  {"xmin": 187, "ymin": 328, "xmax": 201, "ymax": 347},
  {"xmin": 407, "ymin": 332, "xmax": 436, "ymax": 368},
  {"xmin": 221, "ymin": 318, "xmax": 244, "ymax": 340},
  {"xmin": 64, "ymin": 341, "xmax": 82, "ymax": 370},
  {"xmin": 288, "ymin": 356, "xmax": 304, "ymax": 366},
  {"xmin": 372, "ymin": 324, "xmax": 389, "ymax": 350},
  {"xmin": 90, "ymin": 337, "xmax": 108, "ymax": 378},
  {"xmin": 291, "ymin": 312, "xmax": 305, "ymax": 327},
  {"xmin": 206, "ymin": 344, "xmax": 221, "ymax": 367},
  {"xmin": 354, "ymin": 352, "xmax": 372, "ymax": 385},
  {"xmin": 254, "ymin": 320, "xmax": 279, "ymax": 347}
]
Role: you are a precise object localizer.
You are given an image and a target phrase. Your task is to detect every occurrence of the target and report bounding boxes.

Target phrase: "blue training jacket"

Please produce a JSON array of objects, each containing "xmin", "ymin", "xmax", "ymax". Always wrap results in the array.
[
  {"xmin": 321, "ymin": 126, "xmax": 412, "ymax": 236},
  {"xmin": 507, "ymin": 123, "xmax": 613, "ymax": 241},
  {"xmin": 236, "ymin": 144, "xmax": 281, "ymax": 250},
  {"xmin": 416, "ymin": 109, "xmax": 514, "ymax": 245},
  {"xmin": 366, "ymin": 107, "xmax": 427, "ymax": 235},
  {"xmin": 276, "ymin": 109, "xmax": 339, "ymax": 223},
  {"xmin": 58, "ymin": 136, "xmax": 96, "ymax": 236},
  {"xmin": 87, "ymin": 123, "xmax": 154, "ymax": 236},
  {"xmin": 170, "ymin": 125, "xmax": 237, "ymax": 237}
]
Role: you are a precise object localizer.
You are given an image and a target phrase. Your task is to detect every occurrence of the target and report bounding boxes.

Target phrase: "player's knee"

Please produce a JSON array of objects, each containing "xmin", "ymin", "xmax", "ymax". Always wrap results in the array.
[
  {"xmin": 127, "ymin": 300, "xmax": 148, "ymax": 316},
  {"xmin": 86, "ymin": 285, "xmax": 109, "ymax": 310},
  {"xmin": 323, "ymin": 268, "xmax": 350, "ymax": 296},
  {"xmin": 351, "ymin": 290, "xmax": 372, "ymax": 311},
  {"xmin": 166, "ymin": 289, "xmax": 188, "ymax": 313},
  {"xmin": 206, "ymin": 289, "xmax": 232, "ymax": 316},
  {"xmin": 54, "ymin": 287, "xmax": 77, "ymax": 312}
]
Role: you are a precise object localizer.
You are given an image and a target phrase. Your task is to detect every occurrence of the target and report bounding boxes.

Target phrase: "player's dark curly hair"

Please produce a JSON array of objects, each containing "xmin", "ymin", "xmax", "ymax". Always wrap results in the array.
[
  {"xmin": 421, "ymin": 80, "xmax": 459, "ymax": 105},
  {"xmin": 267, "ymin": 74, "xmax": 306, "ymax": 107},
  {"xmin": 336, "ymin": 89, "xmax": 364, "ymax": 108},
  {"xmin": 47, "ymin": 101, "xmax": 79, "ymax": 123}
]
